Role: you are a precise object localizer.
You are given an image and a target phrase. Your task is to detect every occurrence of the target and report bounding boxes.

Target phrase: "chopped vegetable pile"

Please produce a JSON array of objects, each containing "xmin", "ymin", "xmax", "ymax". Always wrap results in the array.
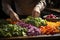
[
  {"xmin": 24, "ymin": 16, "xmax": 47, "ymax": 27},
  {"xmin": 16, "ymin": 22, "xmax": 41, "ymax": 36},
  {"xmin": 44, "ymin": 14, "xmax": 58, "ymax": 19},
  {"xmin": 0, "ymin": 19, "xmax": 27, "ymax": 37},
  {"xmin": 0, "ymin": 16, "xmax": 60, "ymax": 37}
]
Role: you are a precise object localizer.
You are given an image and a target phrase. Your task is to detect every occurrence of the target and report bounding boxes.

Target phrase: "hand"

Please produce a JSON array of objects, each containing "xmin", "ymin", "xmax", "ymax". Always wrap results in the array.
[
  {"xmin": 10, "ymin": 13, "xmax": 21, "ymax": 22},
  {"xmin": 32, "ymin": 10, "xmax": 40, "ymax": 17}
]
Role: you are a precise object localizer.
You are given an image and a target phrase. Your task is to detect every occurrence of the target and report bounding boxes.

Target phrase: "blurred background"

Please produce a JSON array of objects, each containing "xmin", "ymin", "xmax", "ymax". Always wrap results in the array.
[
  {"xmin": 0, "ymin": 0, "xmax": 9, "ymax": 19},
  {"xmin": 0, "ymin": 0, "xmax": 60, "ymax": 19}
]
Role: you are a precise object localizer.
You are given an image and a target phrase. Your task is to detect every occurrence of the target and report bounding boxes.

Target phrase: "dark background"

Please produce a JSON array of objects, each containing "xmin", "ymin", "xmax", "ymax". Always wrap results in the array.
[
  {"xmin": 0, "ymin": 0, "xmax": 60, "ymax": 19},
  {"xmin": 0, "ymin": 0, "xmax": 9, "ymax": 19}
]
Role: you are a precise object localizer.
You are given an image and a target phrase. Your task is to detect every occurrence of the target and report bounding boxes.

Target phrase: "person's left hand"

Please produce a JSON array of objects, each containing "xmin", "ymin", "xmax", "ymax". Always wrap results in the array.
[{"xmin": 32, "ymin": 10, "xmax": 40, "ymax": 18}]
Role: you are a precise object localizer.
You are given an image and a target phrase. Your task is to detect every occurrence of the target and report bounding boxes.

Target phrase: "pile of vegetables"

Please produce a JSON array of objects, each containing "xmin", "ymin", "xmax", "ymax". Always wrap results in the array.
[
  {"xmin": 40, "ymin": 26, "xmax": 60, "ymax": 35},
  {"xmin": 47, "ymin": 21, "xmax": 60, "ymax": 27},
  {"xmin": 44, "ymin": 14, "xmax": 58, "ymax": 19},
  {"xmin": 0, "ymin": 19, "xmax": 27, "ymax": 37},
  {"xmin": 39, "ymin": 21, "xmax": 60, "ymax": 34},
  {"xmin": 16, "ymin": 22, "xmax": 41, "ymax": 36},
  {"xmin": 24, "ymin": 16, "xmax": 47, "ymax": 27},
  {"xmin": 0, "ymin": 16, "xmax": 60, "ymax": 37},
  {"xmin": 0, "ymin": 19, "xmax": 41, "ymax": 37}
]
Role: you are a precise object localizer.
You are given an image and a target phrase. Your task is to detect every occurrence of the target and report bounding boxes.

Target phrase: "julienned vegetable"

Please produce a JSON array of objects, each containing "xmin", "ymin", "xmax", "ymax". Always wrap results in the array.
[
  {"xmin": 39, "ymin": 21, "xmax": 60, "ymax": 35},
  {"xmin": 40, "ymin": 26, "xmax": 60, "ymax": 35},
  {"xmin": 24, "ymin": 16, "xmax": 47, "ymax": 27}
]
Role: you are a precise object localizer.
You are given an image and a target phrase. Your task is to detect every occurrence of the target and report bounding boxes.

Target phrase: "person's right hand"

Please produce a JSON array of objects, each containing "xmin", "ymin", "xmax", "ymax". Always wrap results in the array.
[{"xmin": 10, "ymin": 13, "xmax": 21, "ymax": 22}]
